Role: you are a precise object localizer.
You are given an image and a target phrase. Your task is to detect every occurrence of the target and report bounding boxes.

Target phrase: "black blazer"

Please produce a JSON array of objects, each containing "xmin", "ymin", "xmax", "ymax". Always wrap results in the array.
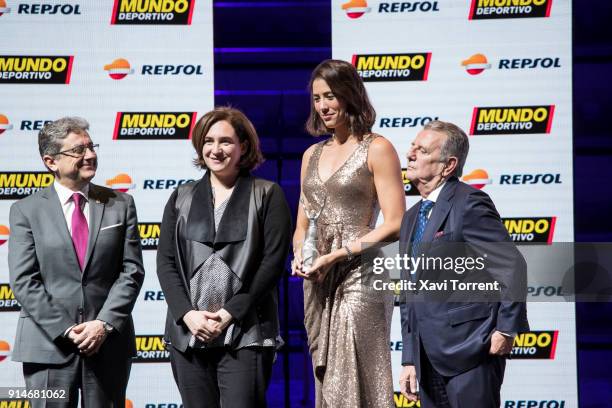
[
  {"xmin": 399, "ymin": 176, "xmax": 529, "ymax": 377},
  {"xmin": 156, "ymin": 172, "xmax": 292, "ymax": 352}
]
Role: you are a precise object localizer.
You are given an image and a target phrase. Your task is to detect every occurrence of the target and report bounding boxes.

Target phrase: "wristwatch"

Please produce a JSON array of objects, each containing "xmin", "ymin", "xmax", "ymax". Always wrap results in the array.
[{"xmin": 101, "ymin": 320, "xmax": 114, "ymax": 334}]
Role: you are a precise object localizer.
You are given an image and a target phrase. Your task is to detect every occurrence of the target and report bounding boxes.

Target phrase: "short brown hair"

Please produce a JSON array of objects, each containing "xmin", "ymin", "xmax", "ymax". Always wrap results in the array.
[
  {"xmin": 306, "ymin": 59, "xmax": 376, "ymax": 137},
  {"xmin": 192, "ymin": 107, "xmax": 264, "ymax": 171}
]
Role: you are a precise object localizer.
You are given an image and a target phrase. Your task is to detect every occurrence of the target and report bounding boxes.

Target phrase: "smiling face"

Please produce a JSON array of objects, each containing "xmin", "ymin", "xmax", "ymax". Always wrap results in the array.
[
  {"xmin": 312, "ymin": 77, "xmax": 347, "ymax": 130},
  {"xmin": 202, "ymin": 120, "xmax": 244, "ymax": 178},
  {"xmin": 44, "ymin": 131, "xmax": 97, "ymax": 189}
]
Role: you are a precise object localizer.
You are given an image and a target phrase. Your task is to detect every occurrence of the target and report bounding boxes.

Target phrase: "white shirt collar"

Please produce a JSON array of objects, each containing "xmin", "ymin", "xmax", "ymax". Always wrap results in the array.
[
  {"xmin": 423, "ymin": 181, "xmax": 446, "ymax": 204},
  {"xmin": 54, "ymin": 180, "xmax": 89, "ymax": 205}
]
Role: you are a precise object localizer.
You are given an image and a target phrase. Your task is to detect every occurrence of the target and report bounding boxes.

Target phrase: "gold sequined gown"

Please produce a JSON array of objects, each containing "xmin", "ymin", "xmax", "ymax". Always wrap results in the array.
[{"xmin": 302, "ymin": 134, "xmax": 394, "ymax": 407}]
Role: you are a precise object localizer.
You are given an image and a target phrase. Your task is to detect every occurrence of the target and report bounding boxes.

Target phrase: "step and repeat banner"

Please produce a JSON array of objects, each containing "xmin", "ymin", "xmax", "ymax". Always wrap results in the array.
[
  {"xmin": 333, "ymin": 0, "xmax": 575, "ymax": 407},
  {"xmin": 0, "ymin": 1, "xmax": 213, "ymax": 406}
]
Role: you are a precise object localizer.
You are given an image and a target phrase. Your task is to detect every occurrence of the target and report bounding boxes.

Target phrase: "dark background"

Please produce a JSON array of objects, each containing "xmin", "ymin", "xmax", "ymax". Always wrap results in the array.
[{"xmin": 213, "ymin": 1, "xmax": 612, "ymax": 406}]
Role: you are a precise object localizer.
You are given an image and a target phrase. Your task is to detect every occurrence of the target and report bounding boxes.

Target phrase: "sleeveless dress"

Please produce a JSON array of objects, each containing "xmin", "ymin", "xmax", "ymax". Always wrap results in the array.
[{"xmin": 302, "ymin": 134, "xmax": 394, "ymax": 407}]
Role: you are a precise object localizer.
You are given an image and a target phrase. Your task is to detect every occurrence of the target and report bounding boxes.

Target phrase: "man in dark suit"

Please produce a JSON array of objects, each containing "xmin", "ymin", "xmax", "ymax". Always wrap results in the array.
[
  {"xmin": 398, "ymin": 120, "xmax": 528, "ymax": 407},
  {"xmin": 8, "ymin": 117, "xmax": 145, "ymax": 407}
]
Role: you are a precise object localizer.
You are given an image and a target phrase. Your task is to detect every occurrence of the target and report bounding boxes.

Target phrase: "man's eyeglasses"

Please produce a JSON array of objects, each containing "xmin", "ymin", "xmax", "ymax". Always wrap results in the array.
[{"xmin": 54, "ymin": 143, "xmax": 99, "ymax": 157}]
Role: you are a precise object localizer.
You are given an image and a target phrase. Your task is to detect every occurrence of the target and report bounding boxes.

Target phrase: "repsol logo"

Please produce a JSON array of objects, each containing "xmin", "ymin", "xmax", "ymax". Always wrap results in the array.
[
  {"xmin": 138, "ymin": 222, "xmax": 160, "ymax": 250},
  {"xmin": 0, "ymin": 114, "xmax": 13, "ymax": 135},
  {"xmin": 499, "ymin": 173, "xmax": 561, "ymax": 185},
  {"xmin": 510, "ymin": 331, "xmax": 558, "ymax": 359},
  {"xmin": 401, "ymin": 169, "xmax": 420, "ymax": 196},
  {"xmin": 142, "ymin": 179, "xmax": 193, "ymax": 190},
  {"xmin": 0, "ymin": 172, "xmax": 54, "ymax": 199},
  {"xmin": 20, "ymin": 120, "xmax": 52, "ymax": 131},
  {"xmin": 394, "ymin": 392, "xmax": 421, "ymax": 407},
  {"xmin": 379, "ymin": 116, "xmax": 438, "ymax": 128},
  {"xmin": 142, "ymin": 64, "xmax": 203, "ymax": 75},
  {"xmin": 0, "ymin": 56, "xmax": 73, "ymax": 84},
  {"xmin": 113, "ymin": 112, "xmax": 196, "ymax": 140},
  {"xmin": 144, "ymin": 404, "xmax": 183, "ymax": 408},
  {"xmin": 499, "ymin": 57, "xmax": 561, "ymax": 70},
  {"xmin": 143, "ymin": 290, "xmax": 165, "ymax": 301},
  {"xmin": 378, "ymin": 2, "xmax": 439, "ymax": 13},
  {"xmin": 503, "ymin": 217, "xmax": 556, "ymax": 244},
  {"xmin": 469, "ymin": 0, "xmax": 552, "ymax": 20},
  {"xmin": 17, "ymin": 3, "xmax": 81, "ymax": 15},
  {"xmin": 134, "ymin": 335, "xmax": 169, "ymax": 362},
  {"xmin": 111, "ymin": 0, "xmax": 195, "ymax": 25},
  {"xmin": 0, "ymin": 400, "xmax": 30, "ymax": 408},
  {"xmin": 470, "ymin": 105, "xmax": 555, "ymax": 135},
  {"xmin": 0, "ymin": 283, "xmax": 21, "ymax": 312},
  {"xmin": 389, "ymin": 341, "xmax": 403, "ymax": 351},
  {"xmin": 352, "ymin": 53, "xmax": 431, "ymax": 82},
  {"xmin": 505, "ymin": 401, "xmax": 566, "ymax": 408},
  {"xmin": 528, "ymin": 286, "xmax": 563, "ymax": 297}
]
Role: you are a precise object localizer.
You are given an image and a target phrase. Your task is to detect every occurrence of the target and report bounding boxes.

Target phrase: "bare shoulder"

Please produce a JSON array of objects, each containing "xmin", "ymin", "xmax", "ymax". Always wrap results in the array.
[
  {"xmin": 302, "ymin": 141, "xmax": 320, "ymax": 162},
  {"xmin": 367, "ymin": 134, "xmax": 399, "ymax": 160}
]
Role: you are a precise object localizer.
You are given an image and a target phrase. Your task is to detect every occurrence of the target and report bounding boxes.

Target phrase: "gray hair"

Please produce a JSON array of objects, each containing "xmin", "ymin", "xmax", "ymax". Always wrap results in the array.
[
  {"xmin": 38, "ymin": 116, "xmax": 90, "ymax": 157},
  {"xmin": 424, "ymin": 120, "xmax": 469, "ymax": 177}
]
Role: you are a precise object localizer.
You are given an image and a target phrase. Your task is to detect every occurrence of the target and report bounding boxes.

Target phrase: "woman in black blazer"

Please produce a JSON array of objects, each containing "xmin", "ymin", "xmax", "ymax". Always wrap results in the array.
[{"xmin": 156, "ymin": 107, "xmax": 292, "ymax": 407}]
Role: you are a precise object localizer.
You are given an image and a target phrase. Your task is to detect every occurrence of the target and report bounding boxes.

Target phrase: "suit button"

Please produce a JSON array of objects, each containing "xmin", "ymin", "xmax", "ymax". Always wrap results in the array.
[
  {"xmin": 82, "ymin": 282, "xmax": 87, "ymax": 287},
  {"xmin": 77, "ymin": 307, "xmax": 84, "ymax": 314}
]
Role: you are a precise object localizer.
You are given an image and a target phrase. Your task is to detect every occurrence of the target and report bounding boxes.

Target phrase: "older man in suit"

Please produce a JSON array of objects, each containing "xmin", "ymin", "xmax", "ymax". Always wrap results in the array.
[
  {"xmin": 8, "ymin": 117, "xmax": 145, "ymax": 407},
  {"xmin": 398, "ymin": 120, "xmax": 529, "ymax": 407}
]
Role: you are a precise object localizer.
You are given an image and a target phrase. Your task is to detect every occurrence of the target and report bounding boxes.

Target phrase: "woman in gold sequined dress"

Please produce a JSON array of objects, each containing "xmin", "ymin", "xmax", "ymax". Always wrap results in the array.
[{"xmin": 291, "ymin": 59, "xmax": 406, "ymax": 407}]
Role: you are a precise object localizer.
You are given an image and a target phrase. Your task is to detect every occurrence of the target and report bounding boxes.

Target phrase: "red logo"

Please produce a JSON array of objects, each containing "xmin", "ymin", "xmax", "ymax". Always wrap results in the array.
[
  {"xmin": 461, "ymin": 54, "xmax": 491, "ymax": 75},
  {"xmin": 0, "ymin": 340, "xmax": 10, "ymax": 362},
  {"xmin": 104, "ymin": 58, "xmax": 134, "ymax": 80},
  {"xmin": 0, "ymin": 114, "xmax": 13, "ymax": 135},
  {"xmin": 0, "ymin": 225, "xmax": 9, "ymax": 246},
  {"xmin": 105, "ymin": 174, "xmax": 135, "ymax": 193},
  {"xmin": 342, "ymin": 0, "xmax": 371, "ymax": 19},
  {"xmin": 0, "ymin": 0, "xmax": 11, "ymax": 16},
  {"xmin": 462, "ymin": 169, "xmax": 492, "ymax": 190}
]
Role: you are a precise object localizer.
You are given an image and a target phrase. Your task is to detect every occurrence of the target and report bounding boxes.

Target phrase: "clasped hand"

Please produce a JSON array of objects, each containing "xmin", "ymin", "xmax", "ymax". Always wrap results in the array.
[
  {"xmin": 67, "ymin": 320, "xmax": 107, "ymax": 357},
  {"xmin": 183, "ymin": 309, "xmax": 233, "ymax": 343},
  {"xmin": 291, "ymin": 251, "xmax": 335, "ymax": 283}
]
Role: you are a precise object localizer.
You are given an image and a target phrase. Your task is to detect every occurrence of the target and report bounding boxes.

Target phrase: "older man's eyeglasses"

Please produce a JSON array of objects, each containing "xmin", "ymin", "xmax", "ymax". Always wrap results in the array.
[{"xmin": 55, "ymin": 143, "xmax": 99, "ymax": 157}]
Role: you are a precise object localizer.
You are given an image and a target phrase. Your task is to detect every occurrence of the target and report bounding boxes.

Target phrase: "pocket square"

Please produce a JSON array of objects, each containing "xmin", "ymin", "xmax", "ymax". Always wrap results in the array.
[
  {"xmin": 434, "ymin": 231, "xmax": 445, "ymax": 239},
  {"xmin": 100, "ymin": 223, "xmax": 122, "ymax": 231}
]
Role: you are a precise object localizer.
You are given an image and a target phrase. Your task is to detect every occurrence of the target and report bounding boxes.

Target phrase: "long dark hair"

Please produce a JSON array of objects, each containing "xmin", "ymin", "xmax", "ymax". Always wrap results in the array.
[{"xmin": 306, "ymin": 59, "xmax": 376, "ymax": 138}]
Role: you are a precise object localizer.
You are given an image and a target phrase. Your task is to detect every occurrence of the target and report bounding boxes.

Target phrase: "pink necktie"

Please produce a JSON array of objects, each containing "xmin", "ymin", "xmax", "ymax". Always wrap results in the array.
[{"xmin": 71, "ymin": 193, "xmax": 89, "ymax": 271}]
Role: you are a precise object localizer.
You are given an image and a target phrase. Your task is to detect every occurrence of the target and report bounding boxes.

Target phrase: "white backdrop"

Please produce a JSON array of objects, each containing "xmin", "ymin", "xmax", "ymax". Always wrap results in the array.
[
  {"xmin": 0, "ymin": 1, "xmax": 212, "ymax": 406},
  {"xmin": 333, "ymin": 0, "xmax": 576, "ymax": 406}
]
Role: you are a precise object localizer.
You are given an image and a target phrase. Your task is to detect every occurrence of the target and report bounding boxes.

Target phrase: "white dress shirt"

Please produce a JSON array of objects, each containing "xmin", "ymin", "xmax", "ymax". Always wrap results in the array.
[
  {"xmin": 54, "ymin": 181, "xmax": 90, "ymax": 232},
  {"xmin": 421, "ymin": 181, "xmax": 446, "ymax": 219}
]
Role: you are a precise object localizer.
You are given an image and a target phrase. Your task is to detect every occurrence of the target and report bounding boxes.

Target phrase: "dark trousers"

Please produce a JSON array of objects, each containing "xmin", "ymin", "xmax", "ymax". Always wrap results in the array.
[
  {"xmin": 170, "ymin": 346, "xmax": 274, "ymax": 408},
  {"xmin": 419, "ymin": 344, "xmax": 506, "ymax": 408},
  {"xmin": 23, "ymin": 355, "xmax": 131, "ymax": 408}
]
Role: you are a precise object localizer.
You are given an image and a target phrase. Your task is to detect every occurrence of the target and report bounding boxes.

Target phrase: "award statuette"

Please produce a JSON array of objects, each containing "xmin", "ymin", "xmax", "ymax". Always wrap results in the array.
[{"xmin": 300, "ymin": 196, "xmax": 325, "ymax": 269}]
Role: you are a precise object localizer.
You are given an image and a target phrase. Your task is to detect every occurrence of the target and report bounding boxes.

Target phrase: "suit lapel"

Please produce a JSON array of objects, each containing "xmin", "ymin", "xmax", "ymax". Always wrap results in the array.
[
  {"xmin": 214, "ymin": 172, "xmax": 251, "ymax": 244},
  {"xmin": 42, "ymin": 186, "xmax": 81, "ymax": 273},
  {"xmin": 402, "ymin": 204, "xmax": 419, "ymax": 255},
  {"xmin": 84, "ymin": 184, "xmax": 106, "ymax": 273},
  {"xmin": 185, "ymin": 174, "xmax": 216, "ymax": 244},
  {"xmin": 421, "ymin": 177, "xmax": 458, "ymax": 244},
  {"xmin": 184, "ymin": 171, "xmax": 251, "ymax": 245}
]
